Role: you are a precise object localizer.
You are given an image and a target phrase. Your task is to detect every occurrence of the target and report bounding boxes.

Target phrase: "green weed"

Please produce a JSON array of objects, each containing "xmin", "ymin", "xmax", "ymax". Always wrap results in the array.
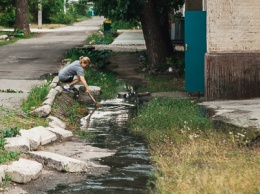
[
  {"xmin": 86, "ymin": 67, "xmax": 119, "ymax": 99},
  {"xmin": 78, "ymin": 130, "xmax": 94, "ymax": 140},
  {"xmin": 0, "ymin": 127, "xmax": 19, "ymax": 138},
  {"xmin": 22, "ymin": 82, "xmax": 51, "ymax": 114},
  {"xmin": 137, "ymin": 74, "xmax": 185, "ymax": 93}
]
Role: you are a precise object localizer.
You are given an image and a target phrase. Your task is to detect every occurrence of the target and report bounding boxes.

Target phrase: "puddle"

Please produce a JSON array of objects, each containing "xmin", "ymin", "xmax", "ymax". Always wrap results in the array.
[{"xmin": 47, "ymin": 97, "xmax": 154, "ymax": 193}]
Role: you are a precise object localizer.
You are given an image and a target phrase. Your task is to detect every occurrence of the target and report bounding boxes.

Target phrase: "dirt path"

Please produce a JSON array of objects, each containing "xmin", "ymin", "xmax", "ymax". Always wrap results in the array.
[{"xmin": 107, "ymin": 52, "xmax": 147, "ymax": 87}]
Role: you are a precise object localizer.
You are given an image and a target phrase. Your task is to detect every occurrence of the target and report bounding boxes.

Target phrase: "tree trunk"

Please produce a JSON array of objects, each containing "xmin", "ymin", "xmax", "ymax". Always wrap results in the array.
[
  {"xmin": 15, "ymin": 0, "xmax": 30, "ymax": 34},
  {"xmin": 140, "ymin": 0, "xmax": 173, "ymax": 71}
]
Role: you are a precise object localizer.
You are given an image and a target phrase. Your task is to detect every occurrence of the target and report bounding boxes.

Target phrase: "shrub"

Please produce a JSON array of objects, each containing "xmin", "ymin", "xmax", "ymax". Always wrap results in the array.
[
  {"xmin": 49, "ymin": 12, "xmax": 75, "ymax": 25},
  {"xmin": 0, "ymin": 9, "xmax": 15, "ymax": 27}
]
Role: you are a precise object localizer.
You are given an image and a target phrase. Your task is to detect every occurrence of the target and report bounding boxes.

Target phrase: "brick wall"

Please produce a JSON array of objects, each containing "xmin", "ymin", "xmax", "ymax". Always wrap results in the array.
[
  {"xmin": 205, "ymin": 0, "xmax": 260, "ymax": 100},
  {"xmin": 207, "ymin": 0, "xmax": 260, "ymax": 52}
]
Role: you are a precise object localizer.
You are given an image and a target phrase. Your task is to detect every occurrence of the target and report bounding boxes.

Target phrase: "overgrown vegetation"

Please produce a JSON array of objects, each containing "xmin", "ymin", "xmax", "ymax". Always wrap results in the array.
[
  {"xmin": 0, "ymin": 128, "xmax": 20, "ymax": 164},
  {"xmin": 130, "ymin": 98, "xmax": 260, "ymax": 193},
  {"xmin": 0, "ymin": 0, "xmax": 91, "ymax": 27},
  {"xmin": 22, "ymin": 81, "xmax": 51, "ymax": 114},
  {"xmin": 86, "ymin": 20, "xmax": 140, "ymax": 45}
]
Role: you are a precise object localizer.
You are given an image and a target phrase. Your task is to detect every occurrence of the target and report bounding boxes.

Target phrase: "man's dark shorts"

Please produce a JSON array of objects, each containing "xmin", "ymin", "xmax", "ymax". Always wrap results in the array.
[{"xmin": 63, "ymin": 75, "xmax": 74, "ymax": 83}]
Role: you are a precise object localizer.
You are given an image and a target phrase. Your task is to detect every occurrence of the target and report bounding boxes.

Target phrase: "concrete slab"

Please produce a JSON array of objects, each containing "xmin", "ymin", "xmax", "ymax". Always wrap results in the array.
[
  {"xmin": 29, "ymin": 151, "xmax": 87, "ymax": 172},
  {"xmin": 0, "ymin": 165, "xmax": 7, "ymax": 184},
  {"xmin": 20, "ymin": 129, "xmax": 41, "ymax": 150},
  {"xmin": 29, "ymin": 105, "xmax": 52, "ymax": 118},
  {"xmin": 46, "ymin": 127, "xmax": 73, "ymax": 140},
  {"xmin": 4, "ymin": 136, "xmax": 30, "ymax": 153},
  {"xmin": 5, "ymin": 158, "xmax": 42, "ymax": 183},
  {"xmin": 48, "ymin": 115, "xmax": 66, "ymax": 129},
  {"xmin": 200, "ymin": 98, "xmax": 260, "ymax": 129},
  {"xmin": 112, "ymin": 30, "xmax": 145, "ymax": 45},
  {"xmin": 29, "ymin": 126, "xmax": 57, "ymax": 145}
]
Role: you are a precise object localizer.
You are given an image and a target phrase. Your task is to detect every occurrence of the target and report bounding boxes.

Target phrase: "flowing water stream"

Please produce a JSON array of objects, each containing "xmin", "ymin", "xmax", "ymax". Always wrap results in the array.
[{"xmin": 47, "ymin": 96, "xmax": 154, "ymax": 193}]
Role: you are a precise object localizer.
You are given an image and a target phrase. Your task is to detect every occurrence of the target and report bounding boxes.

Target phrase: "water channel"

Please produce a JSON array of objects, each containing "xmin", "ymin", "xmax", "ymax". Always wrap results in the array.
[{"xmin": 47, "ymin": 96, "xmax": 154, "ymax": 193}]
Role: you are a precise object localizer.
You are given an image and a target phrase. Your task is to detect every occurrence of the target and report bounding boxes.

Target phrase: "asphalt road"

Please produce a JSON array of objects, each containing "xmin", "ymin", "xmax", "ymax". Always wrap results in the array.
[{"xmin": 0, "ymin": 16, "xmax": 104, "ymax": 109}]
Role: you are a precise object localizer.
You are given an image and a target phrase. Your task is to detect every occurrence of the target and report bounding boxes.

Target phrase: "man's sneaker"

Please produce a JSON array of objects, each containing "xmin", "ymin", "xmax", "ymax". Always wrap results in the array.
[{"xmin": 63, "ymin": 85, "xmax": 73, "ymax": 93}]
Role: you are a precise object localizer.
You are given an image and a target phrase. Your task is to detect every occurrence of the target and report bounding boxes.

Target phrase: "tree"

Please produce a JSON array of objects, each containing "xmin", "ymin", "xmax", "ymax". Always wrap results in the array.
[
  {"xmin": 14, "ymin": 0, "xmax": 30, "ymax": 34},
  {"xmin": 93, "ymin": 0, "xmax": 184, "ymax": 70}
]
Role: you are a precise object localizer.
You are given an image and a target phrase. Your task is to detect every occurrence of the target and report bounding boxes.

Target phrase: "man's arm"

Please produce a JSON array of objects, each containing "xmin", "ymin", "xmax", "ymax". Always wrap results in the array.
[{"xmin": 79, "ymin": 76, "xmax": 90, "ymax": 93}]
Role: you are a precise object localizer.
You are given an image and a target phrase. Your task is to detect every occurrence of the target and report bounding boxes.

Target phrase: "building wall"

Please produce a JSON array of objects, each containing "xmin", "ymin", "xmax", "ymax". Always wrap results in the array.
[
  {"xmin": 185, "ymin": 0, "xmax": 202, "ymax": 11},
  {"xmin": 207, "ymin": 0, "xmax": 260, "ymax": 52},
  {"xmin": 205, "ymin": 0, "xmax": 260, "ymax": 100}
]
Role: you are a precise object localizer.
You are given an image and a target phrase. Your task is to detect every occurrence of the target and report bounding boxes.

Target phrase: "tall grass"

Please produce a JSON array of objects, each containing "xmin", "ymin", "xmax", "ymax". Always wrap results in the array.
[
  {"xmin": 130, "ymin": 98, "xmax": 260, "ymax": 193},
  {"xmin": 137, "ymin": 74, "xmax": 185, "ymax": 93},
  {"xmin": 86, "ymin": 67, "xmax": 120, "ymax": 99},
  {"xmin": 22, "ymin": 82, "xmax": 50, "ymax": 114}
]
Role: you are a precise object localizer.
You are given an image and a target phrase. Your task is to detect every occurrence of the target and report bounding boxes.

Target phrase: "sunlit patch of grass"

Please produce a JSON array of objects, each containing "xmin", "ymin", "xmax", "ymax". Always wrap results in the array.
[
  {"xmin": 151, "ymin": 136, "xmax": 260, "ymax": 194},
  {"xmin": 130, "ymin": 98, "xmax": 260, "ymax": 193}
]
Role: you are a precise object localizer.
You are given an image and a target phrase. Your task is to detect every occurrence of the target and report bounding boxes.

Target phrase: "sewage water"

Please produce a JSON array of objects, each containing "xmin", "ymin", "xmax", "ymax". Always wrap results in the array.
[{"xmin": 48, "ymin": 97, "xmax": 154, "ymax": 194}]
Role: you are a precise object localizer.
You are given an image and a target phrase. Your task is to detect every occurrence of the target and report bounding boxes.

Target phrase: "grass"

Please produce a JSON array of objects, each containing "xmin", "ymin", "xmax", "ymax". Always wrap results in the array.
[
  {"xmin": 21, "ymin": 81, "xmax": 51, "ymax": 114},
  {"xmin": 0, "ymin": 31, "xmax": 37, "ymax": 46},
  {"xmin": 130, "ymin": 98, "xmax": 260, "ymax": 193},
  {"xmin": 86, "ymin": 67, "xmax": 120, "ymax": 99},
  {"xmin": 86, "ymin": 31, "xmax": 117, "ymax": 45},
  {"xmin": 0, "ymin": 107, "xmax": 48, "ymax": 130},
  {"xmin": 137, "ymin": 74, "xmax": 185, "ymax": 93}
]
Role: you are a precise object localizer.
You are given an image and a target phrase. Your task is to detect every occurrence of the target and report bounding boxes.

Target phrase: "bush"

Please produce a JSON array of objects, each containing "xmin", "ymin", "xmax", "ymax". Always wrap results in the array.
[
  {"xmin": 65, "ymin": 48, "xmax": 111, "ymax": 69},
  {"xmin": 49, "ymin": 12, "xmax": 75, "ymax": 25},
  {"xmin": 0, "ymin": 8, "xmax": 15, "ymax": 27}
]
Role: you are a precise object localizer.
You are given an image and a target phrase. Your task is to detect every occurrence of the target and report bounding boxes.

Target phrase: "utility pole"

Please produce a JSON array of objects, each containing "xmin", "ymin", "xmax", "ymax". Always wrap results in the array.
[{"xmin": 38, "ymin": 0, "xmax": 42, "ymax": 29}]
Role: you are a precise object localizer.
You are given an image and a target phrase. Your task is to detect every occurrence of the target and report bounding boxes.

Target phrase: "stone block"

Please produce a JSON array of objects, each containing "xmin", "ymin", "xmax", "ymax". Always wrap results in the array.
[
  {"xmin": 20, "ymin": 129, "xmax": 41, "ymax": 150},
  {"xmin": 48, "ymin": 115, "xmax": 66, "ymax": 129},
  {"xmin": 0, "ymin": 165, "xmax": 7, "ymax": 184},
  {"xmin": 29, "ymin": 126, "xmax": 57, "ymax": 145},
  {"xmin": 46, "ymin": 127, "xmax": 73, "ymax": 140},
  {"xmin": 5, "ymin": 158, "xmax": 42, "ymax": 183},
  {"xmin": 30, "ymin": 105, "xmax": 52, "ymax": 118},
  {"xmin": 4, "ymin": 137, "xmax": 30, "ymax": 153},
  {"xmin": 29, "ymin": 151, "xmax": 87, "ymax": 172}
]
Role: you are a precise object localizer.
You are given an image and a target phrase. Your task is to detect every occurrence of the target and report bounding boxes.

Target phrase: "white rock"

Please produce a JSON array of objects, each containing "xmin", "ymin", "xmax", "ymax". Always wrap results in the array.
[
  {"xmin": 5, "ymin": 158, "xmax": 42, "ymax": 183},
  {"xmin": 0, "ymin": 35, "xmax": 8, "ymax": 40},
  {"xmin": 0, "ymin": 165, "xmax": 7, "ymax": 184},
  {"xmin": 4, "ymin": 137, "xmax": 30, "ymax": 153},
  {"xmin": 46, "ymin": 127, "xmax": 73, "ymax": 140},
  {"xmin": 46, "ymin": 88, "xmax": 58, "ymax": 99},
  {"xmin": 20, "ymin": 129, "xmax": 41, "ymax": 150},
  {"xmin": 48, "ymin": 115, "xmax": 66, "ymax": 129},
  {"xmin": 42, "ymin": 98, "xmax": 54, "ymax": 106},
  {"xmin": 30, "ymin": 151, "xmax": 87, "ymax": 172},
  {"xmin": 51, "ymin": 76, "xmax": 59, "ymax": 84},
  {"xmin": 55, "ymin": 85, "xmax": 63, "ymax": 93},
  {"xmin": 30, "ymin": 105, "xmax": 52, "ymax": 117},
  {"xmin": 29, "ymin": 126, "xmax": 57, "ymax": 145}
]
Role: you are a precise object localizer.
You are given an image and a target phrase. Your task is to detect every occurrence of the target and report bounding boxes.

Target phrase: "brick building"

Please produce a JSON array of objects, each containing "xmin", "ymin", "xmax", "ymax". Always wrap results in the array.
[
  {"xmin": 185, "ymin": 0, "xmax": 260, "ymax": 100},
  {"xmin": 205, "ymin": 0, "xmax": 260, "ymax": 100}
]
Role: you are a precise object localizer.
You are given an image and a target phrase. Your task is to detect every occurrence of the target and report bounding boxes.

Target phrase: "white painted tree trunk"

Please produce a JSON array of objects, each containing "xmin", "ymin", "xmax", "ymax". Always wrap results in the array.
[{"xmin": 38, "ymin": 1, "xmax": 42, "ymax": 29}]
